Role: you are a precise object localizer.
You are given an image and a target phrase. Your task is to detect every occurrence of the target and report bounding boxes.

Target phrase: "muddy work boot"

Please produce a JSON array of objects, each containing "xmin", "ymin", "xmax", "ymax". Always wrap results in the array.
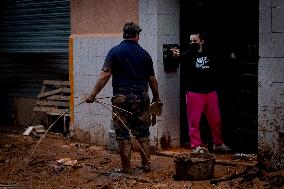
[
  {"xmin": 118, "ymin": 139, "xmax": 132, "ymax": 174},
  {"xmin": 137, "ymin": 137, "xmax": 151, "ymax": 173}
]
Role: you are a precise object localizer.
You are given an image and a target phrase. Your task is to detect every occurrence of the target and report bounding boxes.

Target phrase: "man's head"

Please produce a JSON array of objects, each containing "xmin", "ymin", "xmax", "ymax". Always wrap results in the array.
[
  {"xmin": 189, "ymin": 32, "xmax": 205, "ymax": 52},
  {"xmin": 123, "ymin": 22, "xmax": 142, "ymax": 41}
]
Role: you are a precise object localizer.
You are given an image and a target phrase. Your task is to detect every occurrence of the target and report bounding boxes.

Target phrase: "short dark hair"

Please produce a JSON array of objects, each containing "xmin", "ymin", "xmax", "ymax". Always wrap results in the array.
[
  {"xmin": 190, "ymin": 32, "xmax": 206, "ymax": 41},
  {"xmin": 123, "ymin": 22, "xmax": 142, "ymax": 39}
]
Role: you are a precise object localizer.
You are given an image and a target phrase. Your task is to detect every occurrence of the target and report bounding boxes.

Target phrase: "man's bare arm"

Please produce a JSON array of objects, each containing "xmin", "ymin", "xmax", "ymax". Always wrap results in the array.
[
  {"xmin": 149, "ymin": 75, "xmax": 160, "ymax": 102},
  {"xmin": 86, "ymin": 71, "xmax": 112, "ymax": 103}
]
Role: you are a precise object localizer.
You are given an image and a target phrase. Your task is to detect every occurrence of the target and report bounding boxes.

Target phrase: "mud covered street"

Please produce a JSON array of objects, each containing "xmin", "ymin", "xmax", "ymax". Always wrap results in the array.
[{"xmin": 0, "ymin": 126, "xmax": 283, "ymax": 189}]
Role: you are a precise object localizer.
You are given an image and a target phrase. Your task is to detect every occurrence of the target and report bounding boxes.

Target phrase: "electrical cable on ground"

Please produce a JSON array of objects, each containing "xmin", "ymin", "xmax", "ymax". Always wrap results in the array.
[
  {"xmin": 29, "ymin": 101, "xmax": 85, "ymax": 159},
  {"xmin": 28, "ymin": 97, "xmax": 150, "ymax": 165}
]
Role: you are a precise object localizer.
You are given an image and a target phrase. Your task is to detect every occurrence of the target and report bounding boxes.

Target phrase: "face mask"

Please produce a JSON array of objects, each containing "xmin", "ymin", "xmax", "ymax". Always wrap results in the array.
[{"xmin": 190, "ymin": 43, "xmax": 200, "ymax": 52}]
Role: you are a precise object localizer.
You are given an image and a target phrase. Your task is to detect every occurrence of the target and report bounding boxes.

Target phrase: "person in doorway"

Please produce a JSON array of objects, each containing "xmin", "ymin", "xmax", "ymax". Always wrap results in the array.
[
  {"xmin": 85, "ymin": 22, "xmax": 161, "ymax": 173},
  {"xmin": 172, "ymin": 32, "xmax": 231, "ymax": 153}
]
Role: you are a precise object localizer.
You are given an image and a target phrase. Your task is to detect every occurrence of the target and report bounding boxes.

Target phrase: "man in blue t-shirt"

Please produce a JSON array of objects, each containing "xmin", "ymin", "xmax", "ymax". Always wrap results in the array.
[{"xmin": 86, "ymin": 22, "xmax": 161, "ymax": 173}]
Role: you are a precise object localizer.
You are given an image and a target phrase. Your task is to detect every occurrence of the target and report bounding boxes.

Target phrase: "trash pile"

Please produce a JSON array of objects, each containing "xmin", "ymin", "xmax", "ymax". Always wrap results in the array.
[{"xmin": 23, "ymin": 125, "xmax": 46, "ymax": 137}]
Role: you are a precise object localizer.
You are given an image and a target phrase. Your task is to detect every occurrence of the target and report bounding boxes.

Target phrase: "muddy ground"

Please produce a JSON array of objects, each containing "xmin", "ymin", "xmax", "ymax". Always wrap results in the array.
[{"xmin": 0, "ymin": 125, "xmax": 283, "ymax": 189}]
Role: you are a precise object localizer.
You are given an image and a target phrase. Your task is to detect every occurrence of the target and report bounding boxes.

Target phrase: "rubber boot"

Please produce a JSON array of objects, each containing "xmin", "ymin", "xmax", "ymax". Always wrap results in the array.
[
  {"xmin": 117, "ymin": 139, "xmax": 132, "ymax": 174},
  {"xmin": 137, "ymin": 137, "xmax": 151, "ymax": 173}
]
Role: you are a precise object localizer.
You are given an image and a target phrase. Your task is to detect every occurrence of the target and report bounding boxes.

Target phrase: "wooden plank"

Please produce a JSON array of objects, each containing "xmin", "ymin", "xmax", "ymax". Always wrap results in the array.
[
  {"xmin": 37, "ymin": 88, "xmax": 63, "ymax": 98},
  {"xmin": 36, "ymin": 100, "xmax": 69, "ymax": 108},
  {"xmin": 33, "ymin": 106, "xmax": 70, "ymax": 115},
  {"xmin": 48, "ymin": 111, "xmax": 70, "ymax": 116},
  {"xmin": 46, "ymin": 95, "xmax": 70, "ymax": 101},
  {"xmin": 23, "ymin": 126, "xmax": 34, "ymax": 136},
  {"xmin": 62, "ymin": 87, "xmax": 70, "ymax": 94},
  {"xmin": 43, "ymin": 80, "xmax": 70, "ymax": 86},
  {"xmin": 33, "ymin": 106, "xmax": 58, "ymax": 112},
  {"xmin": 37, "ymin": 87, "xmax": 70, "ymax": 98}
]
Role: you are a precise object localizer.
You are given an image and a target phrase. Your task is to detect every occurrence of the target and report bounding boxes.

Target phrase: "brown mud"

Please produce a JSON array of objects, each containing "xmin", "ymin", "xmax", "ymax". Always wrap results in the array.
[{"xmin": 0, "ymin": 125, "xmax": 283, "ymax": 189}]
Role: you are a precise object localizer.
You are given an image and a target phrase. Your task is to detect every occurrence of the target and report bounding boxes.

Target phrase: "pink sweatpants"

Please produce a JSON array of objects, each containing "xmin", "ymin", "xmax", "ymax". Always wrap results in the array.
[{"xmin": 186, "ymin": 91, "xmax": 224, "ymax": 148}]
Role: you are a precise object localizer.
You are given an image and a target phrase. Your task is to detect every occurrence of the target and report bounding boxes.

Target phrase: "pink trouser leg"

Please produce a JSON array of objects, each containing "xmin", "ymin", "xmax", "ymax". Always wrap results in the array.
[
  {"xmin": 186, "ymin": 91, "xmax": 224, "ymax": 148},
  {"xmin": 204, "ymin": 91, "xmax": 224, "ymax": 146},
  {"xmin": 186, "ymin": 92, "xmax": 204, "ymax": 148}
]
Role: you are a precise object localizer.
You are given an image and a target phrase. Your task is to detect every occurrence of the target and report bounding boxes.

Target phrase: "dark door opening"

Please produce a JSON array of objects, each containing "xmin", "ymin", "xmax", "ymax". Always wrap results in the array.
[{"xmin": 180, "ymin": 0, "xmax": 258, "ymax": 153}]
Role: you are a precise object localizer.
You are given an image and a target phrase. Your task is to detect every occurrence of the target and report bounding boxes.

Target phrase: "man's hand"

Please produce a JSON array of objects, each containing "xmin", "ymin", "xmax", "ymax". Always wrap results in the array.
[
  {"xmin": 85, "ymin": 95, "xmax": 96, "ymax": 103},
  {"xmin": 150, "ymin": 101, "xmax": 163, "ymax": 116},
  {"xmin": 86, "ymin": 71, "xmax": 112, "ymax": 103},
  {"xmin": 152, "ymin": 96, "xmax": 161, "ymax": 103}
]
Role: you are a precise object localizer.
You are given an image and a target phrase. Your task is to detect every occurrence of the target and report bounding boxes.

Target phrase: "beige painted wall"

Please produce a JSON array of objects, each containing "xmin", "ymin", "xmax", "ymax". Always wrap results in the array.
[{"xmin": 71, "ymin": 0, "xmax": 139, "ymax": 34}]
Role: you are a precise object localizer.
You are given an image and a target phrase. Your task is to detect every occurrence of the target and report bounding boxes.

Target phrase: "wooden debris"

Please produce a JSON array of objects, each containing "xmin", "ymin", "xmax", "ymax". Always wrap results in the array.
[
  {"xmin": 33, "ymin": 107, "xmax": 69, "ymax": 115},
  {"xmin": 46, "ymin": 95, "xmax": 69, "ymax": 101},
  {"xmin": 32, "ymin": 80, "xmax": 71, "ymax": 134},
  {"xmin": 34, "ymin": 80, "xmax": 70, "ymax": 115},
  {"xmin": 23, "ymin": 125, "xmax": 46, "ymax": 136},
  {"xmin": 43, "ymin": 80, "xmax": 70, "ymax": 86},
  {"xmin": 36, "ymin": 100, "xmax": 69, "ymax": 108},
  {"xmin": 56, "ymin": 158, "xmax": 78, "ymax": 166},
  {"xmin": 23, "ymin": 126, "xmax": 34, "ymax": 136}
]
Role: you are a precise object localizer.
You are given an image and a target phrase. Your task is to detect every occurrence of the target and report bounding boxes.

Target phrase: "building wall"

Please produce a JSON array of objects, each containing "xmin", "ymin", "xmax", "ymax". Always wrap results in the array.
[
  {"xmin": 139, "ymin": 0, "xmax": 180, "ymax": 148},
  {"xmin": 259, "ymin": 0, "xmax": 284, "ymax": 170},
  {"xmin": 70, "ymin": 34, "xmax": 121, "ymax": 145},
  {"xmin": 71, "ymin": 0, "xmax": 138, "ymax": 34},
  {"xmin": 156, "ymin": 0, "xmax": 180, "ymax": 148},
  {"xmin": 70, "ymin": 0, "xmax": 139, "ymax": 145},
  {"xmin": 70, "ymin": 0, "xmax": 181, "ymax": 149}
]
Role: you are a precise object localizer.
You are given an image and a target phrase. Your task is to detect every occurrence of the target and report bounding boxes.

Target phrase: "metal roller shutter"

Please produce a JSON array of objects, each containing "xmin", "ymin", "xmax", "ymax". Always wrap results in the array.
[
  {"xmin": 0, "ymin": 0, "xmax": 70, "ymax": 123},
  {"xmin": 0, "ymin": 0, "xmax": 70, "ymax": 53}
]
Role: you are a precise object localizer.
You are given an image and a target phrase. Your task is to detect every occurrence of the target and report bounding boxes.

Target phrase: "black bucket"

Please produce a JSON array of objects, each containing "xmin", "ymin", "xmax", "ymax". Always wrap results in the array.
[{"xmin": 174, "ymin": 152, "xmax": 215, "ymax": 181}]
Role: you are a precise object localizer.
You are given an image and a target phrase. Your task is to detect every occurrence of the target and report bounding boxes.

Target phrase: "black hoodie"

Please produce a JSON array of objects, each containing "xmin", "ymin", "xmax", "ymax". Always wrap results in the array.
[{"xmin": 180, "ymin": 49, "xmax": 221, "ymax": 93}]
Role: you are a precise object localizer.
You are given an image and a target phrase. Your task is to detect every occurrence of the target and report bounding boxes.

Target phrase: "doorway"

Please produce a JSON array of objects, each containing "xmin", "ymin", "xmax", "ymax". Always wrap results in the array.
[{"xmin": 180, "ymin": 0, "xmax": 259, "ymax": 153}]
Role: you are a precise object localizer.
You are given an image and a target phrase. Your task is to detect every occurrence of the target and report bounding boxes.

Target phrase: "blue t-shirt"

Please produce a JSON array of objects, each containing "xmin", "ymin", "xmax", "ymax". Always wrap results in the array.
[{"xmin": 102, "ymin": 40, "xmax": 155, "ymax": 97}]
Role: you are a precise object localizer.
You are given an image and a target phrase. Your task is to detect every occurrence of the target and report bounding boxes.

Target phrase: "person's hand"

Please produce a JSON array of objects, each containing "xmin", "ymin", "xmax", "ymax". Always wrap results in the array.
[
  {"xmin": 170, "ymin": 47, "xmax": 180, "ymax": 57},
  {"xmin": 85, "ymin": 95, "xmax": 96, "ymax": 103},
  {"xmin": 152, "ymin": 96, "xmax": 161, "ymax": 103},
  {"xmin": 150, "ymin": 99, "xmax": 163, "ymax": 116}
]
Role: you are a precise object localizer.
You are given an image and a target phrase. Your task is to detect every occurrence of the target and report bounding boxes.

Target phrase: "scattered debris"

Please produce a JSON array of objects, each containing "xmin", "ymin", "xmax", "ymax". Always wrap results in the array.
[
  {"xmin": 23, "ymin": 125, "xmax": 45, "ymax": 136},
  {"xmin": 56, "ymin": 158, "xmax": 78, "ymax": 166},
  {"xmin": 1, "ymin": 131, "xmax": 283, "ymax": 188},
  {"xmin": 33, "ymin": 125, "xmax": 45, "ymax": 134},
  {"xmin": 23, "ymin": 126, "xmax": 34, "ymax": 136},
  {"xmin": 233, "ymin": 153, "xmax": 257, "ymax": 161},
  {"xmin": 32, "ymin": 80, "xmax": 71, "ymax": 135},
  {"xmin": 51, "ymin": 164, "xmax": 65, "ymax": 174}
]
